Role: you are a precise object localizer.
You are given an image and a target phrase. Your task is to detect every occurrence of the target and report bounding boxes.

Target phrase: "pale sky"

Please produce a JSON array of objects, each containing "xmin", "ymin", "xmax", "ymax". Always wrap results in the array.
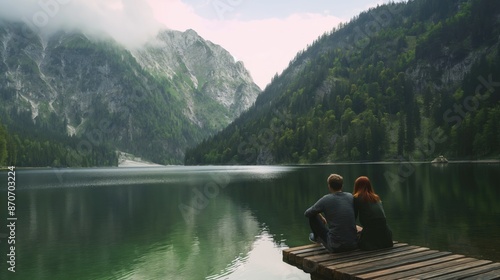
[
  {"xmin": 0, "ymin": 0, "xmax": 401, "ymax": 89},
  {"xmin": 148, "ymin": 0, "xmax": 399, "ymax": 89}
]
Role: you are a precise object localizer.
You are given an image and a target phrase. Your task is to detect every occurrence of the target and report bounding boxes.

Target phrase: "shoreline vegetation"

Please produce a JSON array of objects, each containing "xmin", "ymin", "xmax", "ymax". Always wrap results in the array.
[
  {"xmin": 0, "ymin": 151, "xmax": 165, "ymax": 170},
  {"xmin": 117, "ymin": 151, "xmax": 164, "ymax": 167},
  {"xmin": 1, "ymin": 158, "xmax": 499, "ymax": 171}
]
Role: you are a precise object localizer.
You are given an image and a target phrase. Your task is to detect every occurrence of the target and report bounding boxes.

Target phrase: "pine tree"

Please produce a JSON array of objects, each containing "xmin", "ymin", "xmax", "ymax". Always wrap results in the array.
[{"xmin": 0, "ymin": 120, "xmax": 8, "ymax": 166}]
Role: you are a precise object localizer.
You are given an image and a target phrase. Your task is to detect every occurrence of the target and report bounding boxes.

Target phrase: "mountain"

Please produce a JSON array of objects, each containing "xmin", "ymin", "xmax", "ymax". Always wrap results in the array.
[
  {"xmin": 0, "ymin": 22, "xmax": 260, "ymax": 166},
  {"xmin": 185, "ymin": 0, "xmax": 500, "ymax": 165},
  {"xmin": 133, "ymin": 29, "xmax": 260, "ymax": 127}
]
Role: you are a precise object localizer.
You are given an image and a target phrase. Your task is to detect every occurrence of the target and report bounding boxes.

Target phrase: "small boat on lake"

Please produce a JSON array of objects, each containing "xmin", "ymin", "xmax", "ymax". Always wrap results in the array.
[{"xmin": 431, "ymin": 155, "xmax": 448, "ymax": 163}]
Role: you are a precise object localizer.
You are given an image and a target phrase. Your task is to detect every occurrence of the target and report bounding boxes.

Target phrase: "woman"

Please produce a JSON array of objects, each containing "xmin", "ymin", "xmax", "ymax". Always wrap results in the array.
[{"xmin": 353, "ymin": 176, "xmax": 393, "ymax": 250}]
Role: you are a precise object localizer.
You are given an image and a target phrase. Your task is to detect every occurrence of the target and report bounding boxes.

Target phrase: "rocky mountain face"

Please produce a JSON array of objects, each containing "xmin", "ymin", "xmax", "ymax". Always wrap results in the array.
[
  {"xmin": 0, "ymin": 21, "xmax": 260, "ymax": 164},
  {"xmin": 132, "ymin": 29, "xmax": 260, "ymax": 128}
]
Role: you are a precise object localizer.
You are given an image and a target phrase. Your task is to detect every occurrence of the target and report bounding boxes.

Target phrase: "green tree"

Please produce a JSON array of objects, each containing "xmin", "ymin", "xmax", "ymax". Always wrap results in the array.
[{"xmin": 0, "ymin": 121, "xmax": 7, "ymax": 166}]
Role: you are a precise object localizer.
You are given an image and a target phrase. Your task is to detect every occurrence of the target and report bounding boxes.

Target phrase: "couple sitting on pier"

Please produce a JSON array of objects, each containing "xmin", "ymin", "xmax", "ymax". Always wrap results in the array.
[{"xmin": 305, "ymin": 174, "xmax": 393, "ymax": 253}]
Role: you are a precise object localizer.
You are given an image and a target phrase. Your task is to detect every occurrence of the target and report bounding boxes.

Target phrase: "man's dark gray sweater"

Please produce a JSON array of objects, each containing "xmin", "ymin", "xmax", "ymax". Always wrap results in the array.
[{"xmin": 304, "ymin": 192, "xmax": 358, "ymax": 249}]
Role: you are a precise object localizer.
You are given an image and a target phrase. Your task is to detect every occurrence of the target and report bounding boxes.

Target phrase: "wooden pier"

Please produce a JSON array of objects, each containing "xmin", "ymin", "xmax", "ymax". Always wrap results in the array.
[{"xmin": 282, "ymin": 242, "xmax": 500, "ymax": 279}]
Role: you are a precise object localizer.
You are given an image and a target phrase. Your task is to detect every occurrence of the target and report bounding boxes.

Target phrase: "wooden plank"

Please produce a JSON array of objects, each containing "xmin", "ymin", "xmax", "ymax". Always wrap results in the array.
[
  {"xmin": 463, "ymin": 268, "xmax": 500, "ymax": 280},
  {"xmin": 290, "ymin": 247, "xmax": 329, "ymax": 268},
  {"xmin": 333, "ymin": 250, "xmax": 449, "ymax": 279},
  {"xmin": 283, "ymin": 244, "xmax": 320, "ymax": 262},
  {"xmin": 429, "ymin": 262, "xmax": 500, "ymax": 280},
  {"xmin": 304, "ymin": 243, "xmax": 408, "ymax": 264},
  {"xmin": 399, "ymin": 259, "xmax": 492, "ymax": 279},
  {"xmin": 292, "ymin": 246, "xmax": 329, "ymax": 259},
  {"xmin": 295, "ymin": 242, "xmax": 401, "ymax": 269},
  {"xmin": 302, "ymin": 243, "xmax": 410, "ymax": 269},
  {"xmin": 287, "ymin": 245, "xmax": 328, "ymax": 266},
  {"xmin": 315, "ymin": 244, "xmax": 420, "ymax": 275},
  {"xmin": 283, "ymin": 243, "xmax": 320, "ymax": 253},
  {"xmin": 284, "ymin": 241, "xmax": 398, "ymax": 259},
  {"xmin": 319, "ymin": 246, "xmax": 429, "ymax": 273},
  {"xmin": 310, "ymin": 273, "xmax": 326, "ymax": 280},
  {"xmin": 285, "ymin": 244, "xmax": 324, "ymax": 256},
  {"xmin": 303, "ymin": 249, "xmax": 378, "ymax": 275},
  {"xmin": 283, "ymin": 242, "xmax": 500, "ymax": 280},
  {"xmin": 356, "ymin": 253, "xmax": 465, "ymax": 279},
  {"xmin": 301, "ymin": 244, "xmax": 410, "ymax": 275},
  {"xmin": 372, "ymin": 256, "xmax": 474, "ymax": 280},
  {"xmin": 316, "ymin": 247, "xmax": 429, "ymax": 278}
]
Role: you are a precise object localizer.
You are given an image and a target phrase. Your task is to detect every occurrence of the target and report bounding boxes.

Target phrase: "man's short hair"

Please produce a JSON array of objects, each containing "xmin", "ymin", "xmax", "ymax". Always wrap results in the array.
[{"xmin": 327, "ymin": 174, "xmax": 343, "ymax": 191}]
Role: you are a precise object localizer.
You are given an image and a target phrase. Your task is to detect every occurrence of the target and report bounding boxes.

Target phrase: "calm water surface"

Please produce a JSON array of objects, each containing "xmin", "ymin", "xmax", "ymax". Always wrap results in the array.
[{"xmin": 0, "ymin": 163, "xmax": 499, "ymax": 279}]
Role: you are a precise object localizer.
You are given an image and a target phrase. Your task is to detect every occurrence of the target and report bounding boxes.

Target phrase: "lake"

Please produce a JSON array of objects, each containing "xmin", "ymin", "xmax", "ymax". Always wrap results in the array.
[{"xmin": 1, "ymin": 162, "xmax": 499, "ymax": 279}]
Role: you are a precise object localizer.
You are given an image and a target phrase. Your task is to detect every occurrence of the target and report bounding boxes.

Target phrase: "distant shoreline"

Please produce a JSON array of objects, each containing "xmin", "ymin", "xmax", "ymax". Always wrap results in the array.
[
  {"xmin": 306, "ymin": 159, "xmax": 500, "ymax": 166},
  {"xmin": 1, "ymin": 159, "xmax": 499, "ymax": 171},
  {"xmin": 118, "ymin": 159, "xmax": 164, "ymax": 167}
]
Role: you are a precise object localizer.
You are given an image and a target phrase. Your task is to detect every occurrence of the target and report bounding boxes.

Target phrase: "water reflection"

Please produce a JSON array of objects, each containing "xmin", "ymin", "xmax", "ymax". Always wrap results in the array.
[
  {"xmin": 0, "ymin": 166, "xmax": 308, "ymax": 280},
  {"xmin": 0, "ymin": 163, "xmax": 499, "ymax": 280},
  {"xmin": 207, "ymin": 230, "xmax": 308, "ymax": 280},
  {"xmin": 221, "ymin": 163, "xmax": 500, "ymax": 262},
  {"xmin": 113, "ymin": 194, "xmax": 261, "ymax": 280},
  {"xmin": 381, "ymin": 162, "xmax": 500, "ymax": 260}
]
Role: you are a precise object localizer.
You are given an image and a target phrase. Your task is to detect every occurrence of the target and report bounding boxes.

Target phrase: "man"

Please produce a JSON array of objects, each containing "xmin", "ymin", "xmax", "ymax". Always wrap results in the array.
[{"xmin": 304, "ymin": 173, "xmax": 358, "ymax": 252}]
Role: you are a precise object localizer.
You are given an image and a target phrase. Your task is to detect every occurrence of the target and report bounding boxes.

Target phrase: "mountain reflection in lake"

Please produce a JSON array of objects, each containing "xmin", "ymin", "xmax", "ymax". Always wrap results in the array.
[{"xmin": 0, "ymin": 163, "xmax": 499, "ymax": 280}]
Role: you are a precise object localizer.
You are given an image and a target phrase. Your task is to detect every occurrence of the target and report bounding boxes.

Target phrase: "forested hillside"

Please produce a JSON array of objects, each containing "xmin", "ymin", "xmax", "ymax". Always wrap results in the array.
[
  {"xmin": 0, "ymin": 26, "xmax": 194, "ymax": 166},
  {"xmin": 0, "ymin": 116, "xmax": 117, "ymax": 167},
  {"xmin": 186, "ymin": 0, "xmax": 500, "ymax": 165},
  {"xmin": 0, "ymin": 22, "xmax": 260, "ymax": 167}
]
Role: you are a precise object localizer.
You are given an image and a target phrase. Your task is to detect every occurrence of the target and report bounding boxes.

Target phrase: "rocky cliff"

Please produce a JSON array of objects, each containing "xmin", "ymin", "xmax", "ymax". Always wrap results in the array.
[
  {"xmin": 0, "ymin": 20, "xmax": 261, "ymax": 165},
  {"xmin": 132, "ymin": 29, "xmax": 260, "ymax": 127}
]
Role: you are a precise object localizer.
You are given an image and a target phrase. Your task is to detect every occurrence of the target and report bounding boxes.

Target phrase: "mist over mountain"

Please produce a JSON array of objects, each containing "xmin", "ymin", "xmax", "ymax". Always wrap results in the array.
[
  {"xmin": 0, "ymin": 0, "xmax": 162, "ymax": 49},
  {"xmin": 0, "ymin": 17, "xmax": 260, "ymax": 166},
  {"xmin": 186, "ymin": 0, "xmax": 500, "ymax": 165}
]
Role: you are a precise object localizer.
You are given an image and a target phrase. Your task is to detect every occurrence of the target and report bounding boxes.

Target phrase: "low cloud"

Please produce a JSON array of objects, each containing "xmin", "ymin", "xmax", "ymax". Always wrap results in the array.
[
  {"xmin": 0, "ymin": 0, "xmax": 163, "ymax": 48},
  {"xmin": 0, "ymin": 0, "xmax": 344, "ymax": 88}
]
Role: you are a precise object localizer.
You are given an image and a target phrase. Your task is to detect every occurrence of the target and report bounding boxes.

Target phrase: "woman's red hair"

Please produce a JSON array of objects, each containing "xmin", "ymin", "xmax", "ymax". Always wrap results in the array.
[{"xmin": 353, "ymin": 176, "xmax": 381, "ymax": 203}]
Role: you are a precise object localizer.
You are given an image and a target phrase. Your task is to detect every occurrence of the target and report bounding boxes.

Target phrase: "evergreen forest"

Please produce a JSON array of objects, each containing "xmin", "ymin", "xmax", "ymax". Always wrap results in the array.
[
  {"xmin": 185, "ymin": 0, "xmax": 500, "ymax": 164},
  {"xmin": 0, "ymin": 112, "xmax": 117, "ymax": 167}
]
